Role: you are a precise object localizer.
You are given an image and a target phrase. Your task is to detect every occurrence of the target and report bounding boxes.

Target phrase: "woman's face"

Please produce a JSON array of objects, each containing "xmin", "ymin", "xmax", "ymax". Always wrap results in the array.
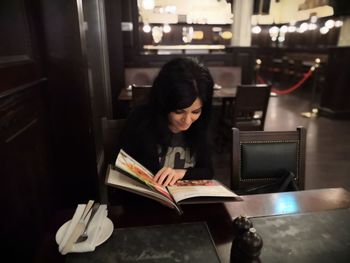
[{"xmin": 168, "ymin": 98, "xmax": 203, "ymax": 133}]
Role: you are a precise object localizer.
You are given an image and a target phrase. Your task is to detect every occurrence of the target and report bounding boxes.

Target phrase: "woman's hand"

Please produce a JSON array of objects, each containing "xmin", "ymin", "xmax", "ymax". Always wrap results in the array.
[{"xmin": 153, "ymin": 167, "xmax": 186, "ymax": 186}]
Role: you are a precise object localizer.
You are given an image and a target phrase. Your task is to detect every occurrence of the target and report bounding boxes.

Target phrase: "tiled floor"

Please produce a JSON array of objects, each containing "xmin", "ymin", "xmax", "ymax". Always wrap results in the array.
[{"xmin": 213, "ymin": 89, "xmax": 350, "ymax": 191}]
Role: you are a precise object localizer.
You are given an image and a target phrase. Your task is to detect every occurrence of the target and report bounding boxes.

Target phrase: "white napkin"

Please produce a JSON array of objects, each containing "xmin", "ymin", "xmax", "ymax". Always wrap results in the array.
[
  {"xmin": 57, "ymin": 204, "xmax": 108, "ymax": 254},
  {"xmin": 214, "ymin": 83, "xmax": 222, "ymax": 90}
]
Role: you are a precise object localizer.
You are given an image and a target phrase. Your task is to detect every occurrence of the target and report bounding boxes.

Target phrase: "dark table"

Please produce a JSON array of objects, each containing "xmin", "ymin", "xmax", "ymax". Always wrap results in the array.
[
  {"xmin": 38, "ymin": 188, "xmax": 350, "ymax": 263},
  {"xmin": 118, "ymin": 86, "xmax": 237, "ymax": 101},
  {"xmin": 252, "ymin": 208, "xmax": 350, "ymax": 263}
]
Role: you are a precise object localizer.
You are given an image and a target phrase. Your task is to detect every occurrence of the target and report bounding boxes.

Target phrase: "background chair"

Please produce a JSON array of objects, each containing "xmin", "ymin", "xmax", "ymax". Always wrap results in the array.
[
  {"xmin": 216, "ymin": 84, "xmax": 271, "ymax": 152},
  {"xmin": 101, "ymin": 117, "xmax": 126, "ymax": 166},
  {"xmin": 231, "ymin": 127, "xmax": 306, "ymax": 194},
  {"xmin": 231, "ymin": 84, "xmax": 271, "ymax": 131},
  {"xmin": 131, "ymin": 84, "xmax": 152, "ymax": 108},
  {"xmin": 101, "ymin": 117, "xmax": 129, "ymax": 205}
]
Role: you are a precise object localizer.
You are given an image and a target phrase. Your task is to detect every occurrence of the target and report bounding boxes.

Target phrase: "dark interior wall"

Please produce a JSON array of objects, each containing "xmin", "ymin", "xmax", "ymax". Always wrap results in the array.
[
  {"xmin": 0, "ymin": 0, "xmax": 53, "ymax": 261},
  {"xmin": 319, "ymin": 47, "xmax": 350, "ymax": 118},
  {"xmin": 40, "ymin": 0, "xmax": 99, "ymax": 207},
  {"xmin": 2, "ymin": 0, "xmax": 120, "ymax": 260},
  {"xmin": 105, "ymin": 0, "xmax": 125, "ymax": 118}
]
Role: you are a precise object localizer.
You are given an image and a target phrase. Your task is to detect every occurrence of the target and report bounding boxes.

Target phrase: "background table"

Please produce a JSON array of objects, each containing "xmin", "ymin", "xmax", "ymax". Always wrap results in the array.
[{"xmin": 118, "ymin": 86, "xmax": 237, "ymax": 101}]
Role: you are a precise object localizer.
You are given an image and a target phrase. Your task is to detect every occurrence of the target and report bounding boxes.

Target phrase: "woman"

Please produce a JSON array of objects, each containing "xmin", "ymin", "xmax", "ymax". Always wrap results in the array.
[{"xmin": 118, "ymin": 57, "xmax": 214, "ymax": 186}]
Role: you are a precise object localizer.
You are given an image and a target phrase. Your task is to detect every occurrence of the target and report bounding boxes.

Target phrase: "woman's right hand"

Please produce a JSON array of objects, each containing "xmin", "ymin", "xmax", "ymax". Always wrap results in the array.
[{"xmin": 153, "ymin": 167, "xmax": 186, "ymax": 186}]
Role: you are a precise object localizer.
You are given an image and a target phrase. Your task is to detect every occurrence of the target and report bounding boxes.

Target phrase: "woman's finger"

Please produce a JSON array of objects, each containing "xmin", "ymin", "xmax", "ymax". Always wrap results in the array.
[
  {"xmin": 163, "ymin": 172, "xmax": 174, "ymax": 186},
  {"xmin": 155, "ymin": 168, "xmax": 172, "ymax": 185},
  {"xmin": 153, "ymin": 167, "xmax": 167, "ymax": 182},
  {"xmin": 169, "ymin": 176, "xmax": 178, "ymax": 186}
]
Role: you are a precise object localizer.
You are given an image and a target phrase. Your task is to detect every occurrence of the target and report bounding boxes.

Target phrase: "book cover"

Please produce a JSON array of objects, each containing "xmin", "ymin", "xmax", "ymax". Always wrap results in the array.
[{"xmin": 105, "ymin": 149, "xmax": 242, "ymax": 214}]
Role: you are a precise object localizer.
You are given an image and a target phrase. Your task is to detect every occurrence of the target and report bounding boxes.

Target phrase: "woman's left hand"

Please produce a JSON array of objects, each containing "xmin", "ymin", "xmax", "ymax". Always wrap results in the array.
[{"xmin": 153, "ymin": 167, "xmax": 186, "ymax": 186}]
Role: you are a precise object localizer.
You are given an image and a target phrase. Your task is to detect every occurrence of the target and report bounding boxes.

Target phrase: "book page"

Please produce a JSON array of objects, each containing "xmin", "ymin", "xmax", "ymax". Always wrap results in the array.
[
  {"xmin": 116, "ymin": 150, "xmax": 174, "ymax": 201},
  {"xmin": 106, "ymin": 168, "xmax": 178, "ymax": 209},
  {"xmin": 167, "ymin": 180, "xmax": 239, "ymax": 203}
]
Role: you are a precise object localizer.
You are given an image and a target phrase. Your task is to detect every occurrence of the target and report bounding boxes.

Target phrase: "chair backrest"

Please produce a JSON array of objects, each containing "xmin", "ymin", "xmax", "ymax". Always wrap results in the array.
[
  {"xmin": 124, "ymin": 67, "xmax": 160, "ymax": 87},
  {"xmin": 101, "ymin": 117, "xmax": 133, "ymax": 205},
  {"xmin": 231, "ymin": 127, "xmax": 306, "ymax": 194},
  {"xmin": 207, "ymin": 66, "xmax": 242, "ymax": 87},
  {"xmin": 232, "ymin": 84, "xmax": 271, "ymax": 131},
  {"xmin": 101, "ymin": 117, "xmax": 126, "ymax": 166},
  {"xmin": 131, "ymin": 84, "xmax": 152, "ymax": 107}
]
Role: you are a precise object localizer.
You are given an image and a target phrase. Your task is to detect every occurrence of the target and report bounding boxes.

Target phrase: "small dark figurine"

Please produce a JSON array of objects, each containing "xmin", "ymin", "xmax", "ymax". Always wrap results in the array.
[
  {"xmin": 231, "ymin": 227, "xmax": 263, "ymax": 263},
  {"xmin": 232, "ymin": 215, "xmax": 253, "ymax": 237}
]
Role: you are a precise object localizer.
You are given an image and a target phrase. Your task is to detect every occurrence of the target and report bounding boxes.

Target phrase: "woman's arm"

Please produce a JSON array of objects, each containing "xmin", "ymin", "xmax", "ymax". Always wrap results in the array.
[
  {"xmin": 184, "ymin": 143, "xmax": 214, "ymax": 180},
  {"xmin": 153, "ymin": 144, "xmax": 214, "ymax": 186}
]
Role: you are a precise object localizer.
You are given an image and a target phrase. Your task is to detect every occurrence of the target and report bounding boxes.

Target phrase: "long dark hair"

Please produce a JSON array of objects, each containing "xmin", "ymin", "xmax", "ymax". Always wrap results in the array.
[{"xmin": 148, "ymin": 57, "xmax": 214, "ymax": 155}]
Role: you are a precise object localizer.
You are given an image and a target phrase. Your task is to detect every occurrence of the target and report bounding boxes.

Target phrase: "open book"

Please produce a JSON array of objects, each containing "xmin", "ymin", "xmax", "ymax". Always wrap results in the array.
[{"xmin": 105, "ymin": 149, "xmax": 242, "ymax": 214}]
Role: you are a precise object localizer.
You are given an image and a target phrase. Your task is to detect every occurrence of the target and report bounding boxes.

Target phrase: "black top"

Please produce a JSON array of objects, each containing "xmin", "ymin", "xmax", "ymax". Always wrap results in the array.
[{"xmin": 118, "ymin": 105, "xmax": 214, "ymax": 180}]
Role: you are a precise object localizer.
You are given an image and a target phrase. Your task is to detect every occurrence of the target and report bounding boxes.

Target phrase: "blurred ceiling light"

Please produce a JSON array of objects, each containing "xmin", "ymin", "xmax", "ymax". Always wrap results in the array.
[
  {"xmin": 212, "ymin": 27, "xmax": 222, "ymax": 32},
  {"xmin": 252, "ymin": 25, "xmax": 262, "ymax": 34},
  {"xmin": 334, "ymin": 20, "xmax": 343, "ymax": 27},
  {"xmin": 310, "ymin": 15, "xmax": 318, "ymax": 23},
  {"xmin": 182, "ymin": 27, "xmax": 194, "ymax": 43},
  {"xmin": 193, "ymin": 31, "xmax": 204, "ymax": 40},
  {"xmin": 142, "ymin": 0, "xmax": 155, "ymax": 10},
  {"xmin": 320, "ymin": 26, "xmax": 329, "ymax": 34},
  {"xmin": 143, "ymin": 24, "xmax": 151, "ymax": 33},
  {"xmin": 288, "ymin": 20, "xmax": 296, "ymax": 32},
  {"xmin": 308, "ymin": 23, "xmax": 318, "ymax": 30},
  {"xmin": 278, "ymin": 36, "xmax": 285, "ymax": 42},
  {"xmin": 164, "ymin": 5, "xmax": 176, "ymax": 14},
  {"xmin": 152, "ymin": 26, "xmax": 163, "ymax": 43},
  {"xmin": 221, "ymin": 31, "xmax": 233, "ymax": 39},
  {"xmin": 269, "ymin": 26, "xmax": 279, "ymax": 35},
  {"xmin": 298, "ymin": 22, "xmax": 309, "ymax": 33},
  {"xmin": 288, "ymin": 25, "xmax": 296, "ymax": 32},
  {"xmin": 325, "ymin": 19, "xmax": 335, "ymax": 29},
  {"xmin": 269, "ymin": 26, "xmax": 279, "ymax": 41},
  {"xmin": 280, "ymin": 25, "xmax": 288, "ymax": 33},
  {"xmin": 163, "ymin": 24, "xmax": 171, "ymax": 33}
]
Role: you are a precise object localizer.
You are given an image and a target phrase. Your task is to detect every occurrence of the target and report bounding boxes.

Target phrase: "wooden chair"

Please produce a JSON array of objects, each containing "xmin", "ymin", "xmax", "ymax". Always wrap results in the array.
[
  {"xmin": 131, "ymin": 84, "xmax": 152, "ymax": 108},
  {"xmin": 101, "ymin": 117, "xmax": 126, "ymax": 166},
  {"xmin": 231, "ymin": 127, "xmax": 306, "ymax": 194},
  {"xmin": 231, "ymin": 84, "xmax": 271, "ymax": 131},
  {"xmin": 101, "ymin": 117, "xmax": 128, "ymax": 205},
  {"xmin": 216, "ymin": 84, "xmax": 271, "ymax": 152}
]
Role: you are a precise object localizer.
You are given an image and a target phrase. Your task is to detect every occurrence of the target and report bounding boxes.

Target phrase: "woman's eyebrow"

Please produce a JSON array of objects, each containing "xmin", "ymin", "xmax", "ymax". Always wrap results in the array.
[{"xmin": 192, "ymin": 107, "xmax": 202, "ymax": 111}]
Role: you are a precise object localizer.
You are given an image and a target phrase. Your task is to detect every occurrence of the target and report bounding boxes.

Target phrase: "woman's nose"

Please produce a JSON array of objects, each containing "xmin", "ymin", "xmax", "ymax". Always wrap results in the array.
[{"xmin": 183, "ymin": 114, "xmax": 192, "ymax": 124}]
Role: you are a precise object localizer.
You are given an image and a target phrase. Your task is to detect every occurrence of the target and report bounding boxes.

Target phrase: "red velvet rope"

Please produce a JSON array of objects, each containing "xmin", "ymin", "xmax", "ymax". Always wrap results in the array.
[{"xmin": 257, "ymin": 69, "xmax": 313, "ymax": 95}]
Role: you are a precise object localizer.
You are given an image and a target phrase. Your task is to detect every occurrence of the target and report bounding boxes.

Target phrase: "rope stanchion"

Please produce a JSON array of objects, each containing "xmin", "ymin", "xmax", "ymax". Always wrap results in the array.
[
  {"xmin": 257, "ymin": 69, "xmax": 313, "ymax": 95},
  {"xmin": 256, "ymin": 57, "xmax": 322, "ymax": 118}
]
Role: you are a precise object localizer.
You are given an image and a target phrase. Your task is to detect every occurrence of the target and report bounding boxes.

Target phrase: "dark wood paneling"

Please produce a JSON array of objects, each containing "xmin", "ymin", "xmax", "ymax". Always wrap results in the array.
[
  {"xmin": 0, "ymin": 1, "xmax": 52, "ymax": 261},
  {"xmin": 40, "ymin": 0, "xmax": 100, "ymax": 206},
  {"xmin": 0, "ymin": 80, "xmax": 52, "ymax": 261},
  {"xmin": 319, "ymin": 47, "xmax": 350, "ymax": 118},
  {"xmin": 0, "ymin": 0, "xmax": 43, "ymax": 92},
  {"xmin": 105, "ymin": 0, "xmax": 125, "ymax": 118}
]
